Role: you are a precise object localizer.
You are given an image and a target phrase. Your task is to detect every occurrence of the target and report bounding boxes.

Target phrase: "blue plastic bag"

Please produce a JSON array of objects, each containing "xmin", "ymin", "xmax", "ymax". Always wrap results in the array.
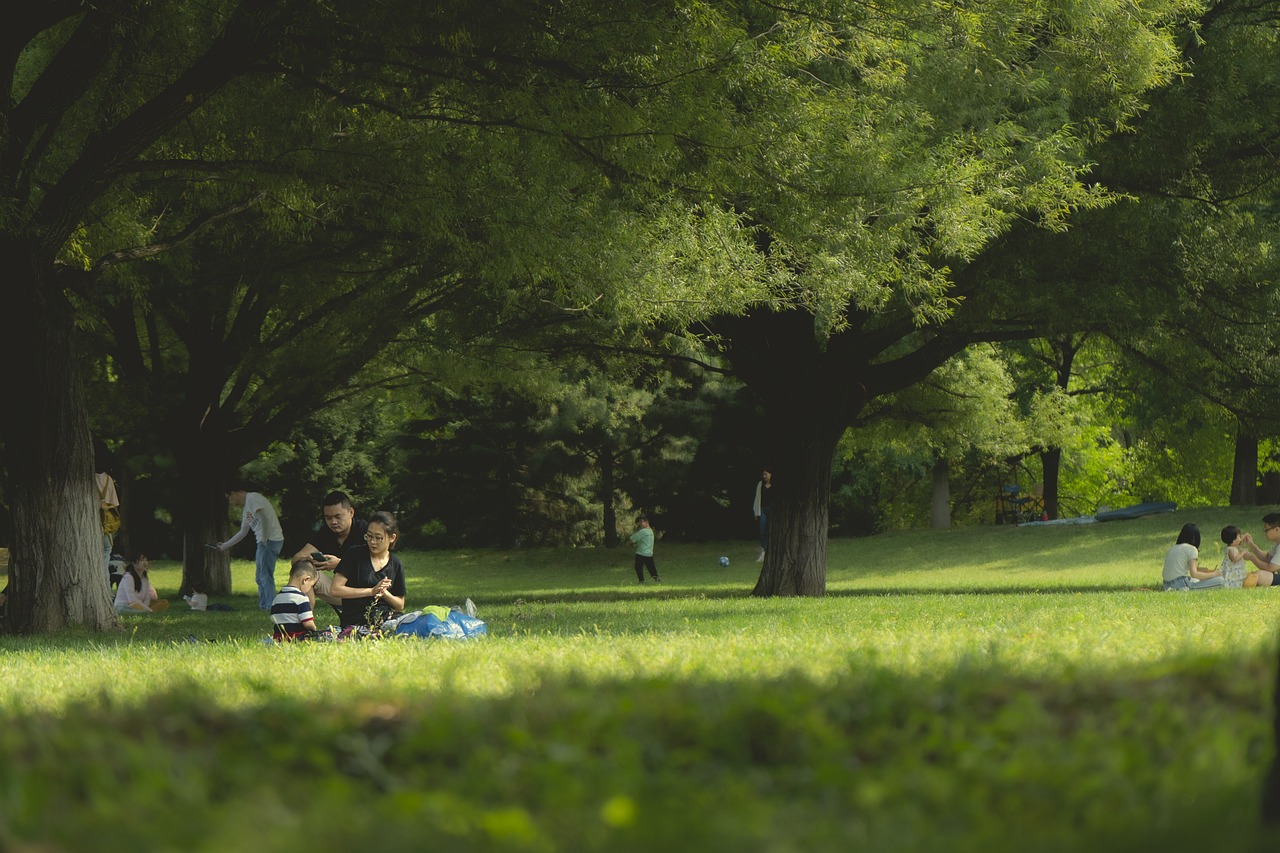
[{"xmin": 392, "ymin": 608, "xmax": 487, "ymax": 639}]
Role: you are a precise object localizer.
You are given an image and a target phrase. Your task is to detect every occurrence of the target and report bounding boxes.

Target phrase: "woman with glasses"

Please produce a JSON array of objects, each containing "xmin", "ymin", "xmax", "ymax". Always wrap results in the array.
[{"xmin": 329, "ymin": 510, "xmax": 406, "ymax": 627}]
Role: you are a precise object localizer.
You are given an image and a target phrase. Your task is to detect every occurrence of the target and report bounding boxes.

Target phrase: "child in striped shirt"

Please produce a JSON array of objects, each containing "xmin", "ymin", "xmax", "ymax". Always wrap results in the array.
[{"xmin": 271, "ymin": 561, "xmax": 319, "ymax": 641}]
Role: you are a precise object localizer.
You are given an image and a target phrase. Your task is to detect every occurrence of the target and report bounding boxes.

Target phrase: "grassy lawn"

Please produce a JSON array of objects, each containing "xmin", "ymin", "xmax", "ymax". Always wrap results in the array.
[{"xmin": 2, "ymin": 507, "xmax": 1279, "ymax": 851}]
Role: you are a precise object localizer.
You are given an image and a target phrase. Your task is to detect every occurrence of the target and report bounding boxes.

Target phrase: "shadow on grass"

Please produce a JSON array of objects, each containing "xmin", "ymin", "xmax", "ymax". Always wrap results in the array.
[{"xmin": 1, "ymin": 648, "xmax": 1276, "ymax": 853}]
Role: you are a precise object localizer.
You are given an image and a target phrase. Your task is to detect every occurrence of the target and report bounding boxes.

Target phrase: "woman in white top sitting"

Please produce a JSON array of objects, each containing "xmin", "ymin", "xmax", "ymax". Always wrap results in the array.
[
  {"xmin": 113, "ymin": 552, "xmax": 170, "ymax": 613},
  {"xmin": 1162, "ymin": 523, "xmax": 1224, "ymax": 591}
]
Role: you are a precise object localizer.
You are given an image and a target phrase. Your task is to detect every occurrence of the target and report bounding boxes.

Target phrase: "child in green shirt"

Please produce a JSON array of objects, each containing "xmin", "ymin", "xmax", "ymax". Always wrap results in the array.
[{"xmin": 629, "ymin": 515, "xmax": 660, "ymax": 584}]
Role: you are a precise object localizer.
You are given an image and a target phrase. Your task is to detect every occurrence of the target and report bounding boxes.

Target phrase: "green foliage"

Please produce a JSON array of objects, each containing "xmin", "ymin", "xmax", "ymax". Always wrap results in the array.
[
  {"xmin": 243, "ymin": 399, "xmax": 403, "ymax": 545},
  {"xmin": 390, "ymin": 346, "xmax": 763, "ymax": 547}
]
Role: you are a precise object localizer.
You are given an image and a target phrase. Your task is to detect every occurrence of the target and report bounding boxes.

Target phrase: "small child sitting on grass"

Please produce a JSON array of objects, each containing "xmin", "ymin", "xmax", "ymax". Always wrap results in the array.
[
  {"xmin": 271, "ymin": 561, "xmax": 319, "ymax": 642},
  {"xmin": 1218, "ymin": 526, "xmax": 1259, "ymax": 588}
]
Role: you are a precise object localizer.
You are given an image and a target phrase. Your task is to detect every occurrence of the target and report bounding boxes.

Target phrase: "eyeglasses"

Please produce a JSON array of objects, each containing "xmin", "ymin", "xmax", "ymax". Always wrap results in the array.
[{"xmin": 365, "ymin": 533, "xmax": 388, "ymax": 543}]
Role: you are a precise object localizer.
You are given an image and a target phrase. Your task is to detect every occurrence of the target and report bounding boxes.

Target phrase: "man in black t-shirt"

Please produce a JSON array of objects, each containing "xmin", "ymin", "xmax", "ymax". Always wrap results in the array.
[{"xmin": 290, "ymin": 491, "xmax": 367, "ymax": 613}]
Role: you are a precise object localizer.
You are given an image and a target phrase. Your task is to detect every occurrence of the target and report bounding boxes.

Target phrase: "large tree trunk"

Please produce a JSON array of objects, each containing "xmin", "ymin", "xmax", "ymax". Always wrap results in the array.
[
  {"xmin": 1041, "ymin": 447, "xmax": 1062, "ymax": 520},
  {"xmin": 1229, "ymin": 430, "xmax": 1258, "ymax": 506},
  {"xmin": 1037, "ymin": 336, "xmax": 1081, "ymax": 520},
  {"xmin": 177, "ymin": 439, "xmax": 232, "ymax": 596},
  {"xmin": 752, "ymin": 425, "xmax": 838, "ymax": 597},
  {"xmin": 717, "ymin": 308, "xmax": 874, "ymax": 597},
  {"xmin": 930, "ymin": 458, "xmax": 951, "ymax": 529},
  {"xmin": 1262, "ymin": 471, "xmax": 1280, "ymax": 506},
  {"xmin": 1, "ymin": 270, "xmax": 119, "ymax": 634},
  {"xmin": 716, "ymin": 306, "xmax": 968, "ymax": 597},
  {"xmin": 601, "ymin": 451, "xmax": 619, "ymax": 548},
  {"xmin": 749, "ymin": 386, "xmax": 848, "ymax": 598}
]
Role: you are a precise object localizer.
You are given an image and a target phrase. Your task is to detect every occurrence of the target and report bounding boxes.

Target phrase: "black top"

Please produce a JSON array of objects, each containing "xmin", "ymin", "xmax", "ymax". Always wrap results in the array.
[
  {"xmin": 333, "ymin": 546, "xmax": 406, "ymax": 627},
  {"xmin": 312, "ymin": 518, "xmax": 368, "ymax": 558}
]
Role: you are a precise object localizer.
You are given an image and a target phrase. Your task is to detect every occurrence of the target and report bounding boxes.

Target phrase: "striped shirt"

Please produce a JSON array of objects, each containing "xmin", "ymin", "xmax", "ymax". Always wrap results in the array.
[{"xmin": 270, "ymin": 586, "xmax": 314, "ymax": 640}]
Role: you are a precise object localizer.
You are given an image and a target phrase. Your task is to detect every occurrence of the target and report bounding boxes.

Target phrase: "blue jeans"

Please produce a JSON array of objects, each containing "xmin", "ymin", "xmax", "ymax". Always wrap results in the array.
[
  {"xmin": 256, "ymin": 540, "xmax": 284, "ymax": 609},
  {"xmin": 1163, "ymin": 575, "xmax": 1225, "ymax": 591},
  {"xmin": 103, "ymin": 533, "xmax": 114, "ymax": 580},
  {"xmin": 758, "ymin": 510, "xmax": 769, "ymax": 551}
]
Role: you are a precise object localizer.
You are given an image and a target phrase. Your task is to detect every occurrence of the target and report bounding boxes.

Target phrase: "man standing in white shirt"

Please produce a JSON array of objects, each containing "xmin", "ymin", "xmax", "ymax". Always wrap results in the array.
[{"xmin": 211, "ymin": 486, "xmax": 285, "ymax": 610}]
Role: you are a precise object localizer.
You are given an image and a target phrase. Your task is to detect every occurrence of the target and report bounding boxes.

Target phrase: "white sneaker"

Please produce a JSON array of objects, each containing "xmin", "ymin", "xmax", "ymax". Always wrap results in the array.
[{"xmin": 756, "ymin": 549, "xmax": 765, "ymax": 562}]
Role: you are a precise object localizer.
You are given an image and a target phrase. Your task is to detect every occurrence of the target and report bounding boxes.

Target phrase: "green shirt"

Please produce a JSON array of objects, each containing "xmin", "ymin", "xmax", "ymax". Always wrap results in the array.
[{"xmin": 629, "ymin": 527, "xmax": 654, "ymax": 557}]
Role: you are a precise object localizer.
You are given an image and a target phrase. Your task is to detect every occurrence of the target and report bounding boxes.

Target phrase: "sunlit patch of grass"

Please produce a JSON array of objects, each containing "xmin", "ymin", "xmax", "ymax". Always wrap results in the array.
[{"xmin": 2, "ymin": 508, "xmax": 1279, "ymax": 850}]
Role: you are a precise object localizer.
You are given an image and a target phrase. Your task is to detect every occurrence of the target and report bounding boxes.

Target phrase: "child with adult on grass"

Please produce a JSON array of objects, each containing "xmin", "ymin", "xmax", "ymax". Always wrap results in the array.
[
  {"xmin": 113, "ymin": 552, "xmax": 170, "ymax": 613},
  {"xmin": 271, "ymin": 561, "xmax": 320, "ymax": 641},
  {"xmin": 329, "ymin": 510, "xmax": 406, "ymax": 627},
  {"xmin": 210, "ymin": 485, "xmax": 285, "ymax": 611},
  {"xmin": 630, "ymin": 514, "xmax": 660, "ymax": 584},
  {"xmin": 1235, "ymin": 511, "xmax": 1280, "ymax": 587},
  {"xmin": 1162, "ymin": 523, "xmax": 1225, "ymax": 591},
  {"xmin": 1218, "ymin": 526, "xmax": 1260, "ymax": 588}
]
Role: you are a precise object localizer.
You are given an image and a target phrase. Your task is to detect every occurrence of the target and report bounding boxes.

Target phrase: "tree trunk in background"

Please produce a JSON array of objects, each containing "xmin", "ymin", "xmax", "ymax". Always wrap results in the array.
[
  {"xmin": 177, "ymin": 440, "xmax": 232, "ymax": 596},
  {"xmin": 1262, "ymin": 471, "xmax": 1280, "ymax": 506},
  {"xmin": 1, "ymin": 268, "xmax": 119, "ymax": 633},
  {"xmin": 1041, "ymin": 447, "xmax": 1062, "ymax": 519},
  {"xmin": 751, "ymin": 412, "xmax": 841, "ymax": 597},
  {"xmin": 930, "ymin": 458, "xmax": 951, "ymax": 529},
  {"xmin": 1230, "ymin": 431, "xmax": 1258, "ymax": 505},
  {"xmin": 716, "ymin": 308, "xmax": 881, "ymax": 597},
  {"xmin": 601, "ymin": 451, "xmax": 619, "ymax": 548},
  {"xmin": 1037, "ymin": 335, "xmax": 1081, "ymax": 520}
]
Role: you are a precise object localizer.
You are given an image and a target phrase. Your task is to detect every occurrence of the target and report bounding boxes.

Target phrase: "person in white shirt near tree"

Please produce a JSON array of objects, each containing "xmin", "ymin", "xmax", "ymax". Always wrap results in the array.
[{"xmin": 210, "ymin": 485, "xmax": 285, "ymax": 610}]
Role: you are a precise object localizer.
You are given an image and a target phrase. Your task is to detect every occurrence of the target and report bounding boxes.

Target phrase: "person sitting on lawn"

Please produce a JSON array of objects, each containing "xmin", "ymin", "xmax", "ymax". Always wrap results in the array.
[
  {"xmin": 1237, "ymin": 512, "xmax": 1280, "ymax": 587},
  {"xmin": 289, "ymin": 490, "xmax": 366, "ymax": 615},
  {"xmin": 1218, "ymin": 526, "xmax": 1259, "ymax": 588},
  {"xmin": 1161, "ymin": 523, "xmax": 1224, "ymax": 591},
  {"xmin": 271, "ymin": 561, "xmax": 319, "ymax": 642},
  {"xmin": 113, "ymin": 552, "xmax": 171, "ymax": 613},
  {"xmin": 329, "ymin": 510, "xmax": 406, "ymax": 627}
]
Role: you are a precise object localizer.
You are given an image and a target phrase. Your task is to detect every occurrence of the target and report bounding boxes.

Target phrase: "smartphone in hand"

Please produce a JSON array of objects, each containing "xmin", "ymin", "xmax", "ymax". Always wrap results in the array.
[{"xmin": 310, "ymin": 551, "xmax": 326, "ymax": 562}]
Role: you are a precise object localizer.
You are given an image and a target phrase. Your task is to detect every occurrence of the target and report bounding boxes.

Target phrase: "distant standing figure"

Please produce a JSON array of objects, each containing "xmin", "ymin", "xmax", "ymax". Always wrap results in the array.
[
  {"xmin": 271, "ymin": 561, "xmax": 320, "ymax": 641},
  {"xmin": 1218, "ymin": 526, "xmax": 1259, "ymax": 588},
  {"xmin": 212, "ymin": 485, "xmax": 285, "ymax": 610},
  {"xmin": 1162, "ymin": 523, "xmax": 1224, "ymax": 591},
  {"xmin": 95, "ymin": 443, "xmax": 120, "ymax": 580},
  {"xmin": 113, "ymin": 552, "xmax": 170, "ymax": 613},
  {"xmin": 630, "ymin": 515, "xmax": 660, "ymax": 584},
  {"xmin": 753, "ymin": 467, "xmax": 773, "ymax": 562},
  {"xmin": 1237, "ymin": 512, "xmax": 1280, "ymax": 587}
]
